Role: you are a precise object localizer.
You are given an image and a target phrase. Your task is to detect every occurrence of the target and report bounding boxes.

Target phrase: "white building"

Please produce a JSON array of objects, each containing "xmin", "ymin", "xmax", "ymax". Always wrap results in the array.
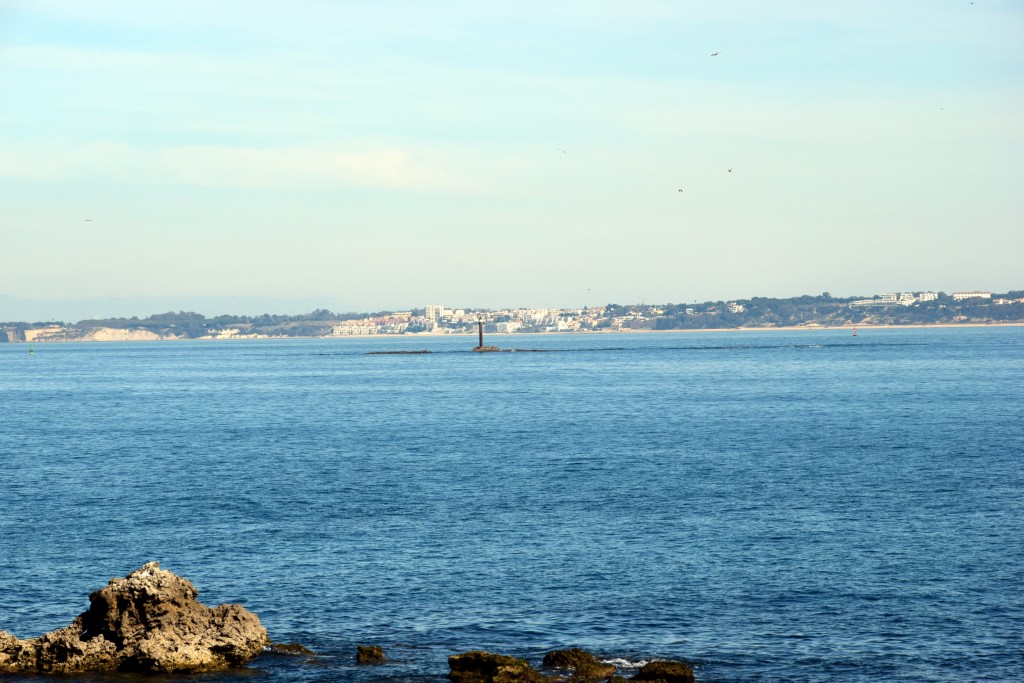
[{"xmin": 952, "ymin": 291, "xmax": 991, "ymax": 301}]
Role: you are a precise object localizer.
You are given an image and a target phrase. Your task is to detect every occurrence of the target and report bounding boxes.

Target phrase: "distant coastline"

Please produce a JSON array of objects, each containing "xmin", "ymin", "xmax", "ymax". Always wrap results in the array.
[
  {"xmin": 3, "ymin": 290, "xmax": 1022, "ymax": 343},
  {"xmin": 4, "ymin": 321, "xmax": 1023, "ymax": 344}
]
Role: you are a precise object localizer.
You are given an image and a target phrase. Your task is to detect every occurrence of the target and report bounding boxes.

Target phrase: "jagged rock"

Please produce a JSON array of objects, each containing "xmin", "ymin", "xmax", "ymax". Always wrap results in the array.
[
  {"xmin": 0, "ymin": 562, "xmax": 268, "ymax": 674},
  {"xmin": 632, "ymin": 660, "xmax": 695, "ymax": 683},
  {"xmin": 542, "ymin": 649, "xmax": 617, "ymax": 680},
  {"xmin": 449, "ymin": 650, "xmax": 546, "ymax": 682},
  {"xmin": 356, "ymin": 644, "xmax": 385, "ymax": 664}
]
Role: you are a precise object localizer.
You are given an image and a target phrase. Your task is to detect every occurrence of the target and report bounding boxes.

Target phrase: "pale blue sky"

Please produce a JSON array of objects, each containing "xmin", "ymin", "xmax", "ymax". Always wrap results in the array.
[{"xmin": 1, "ymin": 0, "xmax": 1022, "ymax": 320}]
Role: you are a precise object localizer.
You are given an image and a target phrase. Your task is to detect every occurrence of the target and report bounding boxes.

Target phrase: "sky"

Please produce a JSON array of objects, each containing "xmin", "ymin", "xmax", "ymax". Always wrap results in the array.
[{"xmin": 1, "ymin": 0, "xmax": 1022, "ymax": 321}]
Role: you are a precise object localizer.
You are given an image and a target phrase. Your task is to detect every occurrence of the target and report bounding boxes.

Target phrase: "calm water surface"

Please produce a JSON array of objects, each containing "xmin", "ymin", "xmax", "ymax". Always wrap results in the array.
[{"xmin": 1, "ymin": 328, "xmax": 1022, "ymax": 682}]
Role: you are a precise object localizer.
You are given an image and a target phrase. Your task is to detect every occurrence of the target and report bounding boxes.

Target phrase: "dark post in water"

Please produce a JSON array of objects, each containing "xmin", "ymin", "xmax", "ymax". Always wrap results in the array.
[{"xmin": 473, "ymin": 319, "xmax": 499, "ymax": 352}]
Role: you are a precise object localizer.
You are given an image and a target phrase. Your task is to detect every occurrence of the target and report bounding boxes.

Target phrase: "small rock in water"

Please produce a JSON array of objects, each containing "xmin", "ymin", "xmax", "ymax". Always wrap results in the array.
[
  {"xmin": 356, "ymin": 644, "xmax": 385, "ymax": 664},
  {"xmin": 267, "ymin": 641, "xmax": 315, "ymax": 656},
  {"xmin": 633, "ymin": 659, "xmax": 695, "ymax": 683},
  {"xmin": 0, "ymin": 561, "xmax": 268, "ymax": 674},
  {"xmin": 542, "ymin": 648, "xmax": 617, "ymax": 680},
  {"xmin": 448, "ymin": 650, "xmax": 545, "ymax": 682}
]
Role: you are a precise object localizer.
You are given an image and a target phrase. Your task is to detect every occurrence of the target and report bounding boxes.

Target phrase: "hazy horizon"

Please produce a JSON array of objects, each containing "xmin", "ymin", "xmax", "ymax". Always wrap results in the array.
[{"xmin": 2, "ymin": 1, "xmax": 1022, "ymax": 317}]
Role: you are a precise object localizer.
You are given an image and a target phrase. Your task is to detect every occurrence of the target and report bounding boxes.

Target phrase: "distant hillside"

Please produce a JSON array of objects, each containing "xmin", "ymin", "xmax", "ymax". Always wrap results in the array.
[{"xmin": 2, "ymin": 291, "xmax": 1022, "ymax": 342}]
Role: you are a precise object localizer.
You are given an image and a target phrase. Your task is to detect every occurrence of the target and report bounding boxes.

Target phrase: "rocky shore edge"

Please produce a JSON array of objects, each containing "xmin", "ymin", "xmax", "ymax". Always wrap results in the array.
[{"xmin": 0, "ymin": 563, "xmax": 695, "ymax": 681}]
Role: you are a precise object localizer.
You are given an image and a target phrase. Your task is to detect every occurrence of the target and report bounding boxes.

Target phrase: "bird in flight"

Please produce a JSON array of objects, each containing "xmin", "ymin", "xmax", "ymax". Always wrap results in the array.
[
  {"xmin": 556, "ymin": 148, "xmax": 567, "ymax": 154},
  {"xmin": 728, "ymin": 168, "xmax": 733, "ymax": 173},
  {"xmin": 678, "ymin": 188, "xmax": 684, "ymax": 192},
  {"xmin": 711, "ymin": 52, "xmax": 720, "ymax": 56}
]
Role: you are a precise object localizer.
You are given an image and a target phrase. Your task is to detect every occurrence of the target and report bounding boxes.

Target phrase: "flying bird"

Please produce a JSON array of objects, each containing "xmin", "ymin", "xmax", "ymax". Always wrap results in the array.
[
  {"xmin": 556, "ymin": 148, "xmax": 567, "ymax": 154},
  {"xmin": 728, "ymin": 168, "xmax": 733, "ymax": 173},
  {"xmin": 678, "ymin": 189, "xmax": 684, "ymax": 192},
  {"xmin": 711, "ymin": 52, "xmax": 720, "ymax": 56}
]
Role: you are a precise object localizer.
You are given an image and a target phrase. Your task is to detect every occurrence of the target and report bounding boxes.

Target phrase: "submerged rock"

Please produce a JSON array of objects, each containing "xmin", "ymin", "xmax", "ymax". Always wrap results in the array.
[
  {"xmin": 449, "ymin": 650, "xmax": 545, "ymax": 682},
  {"xmin": 267, "ymin": 641, "xmax": 315, "ymax": 656},
  {"xmin": 0, "ymin": 561, "xmax": 268, "ymax": 674},
  {"xmin": 632, "ymin": 659, "xmax": 695, "ymax": 683},
  {"xmin": 356, "ymin": 644, "xmax": 385, "ymax": 664},
  {"xmin": 542, "ymin": 649, "xmax": 617, "ymax": 680}
]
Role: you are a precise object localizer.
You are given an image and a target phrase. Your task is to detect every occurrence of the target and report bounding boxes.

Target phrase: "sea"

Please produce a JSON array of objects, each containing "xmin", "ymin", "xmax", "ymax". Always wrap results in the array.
[{"xmin": 1, "ymin": 327, "xmax": 1022, "ymax": 682}]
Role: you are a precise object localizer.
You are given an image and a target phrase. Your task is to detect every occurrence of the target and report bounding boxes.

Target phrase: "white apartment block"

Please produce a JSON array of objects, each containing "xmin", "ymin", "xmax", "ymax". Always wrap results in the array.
[
  {"xmin": 851, "ymin": 292, "xmax": 919, "ymax": 306},
  {"xmin": 952, "ymin": 291, "xmax": 991, "ymax": 301}
]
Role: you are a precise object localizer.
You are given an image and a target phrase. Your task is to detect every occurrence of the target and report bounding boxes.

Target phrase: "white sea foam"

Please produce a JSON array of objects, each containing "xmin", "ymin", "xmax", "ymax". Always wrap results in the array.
[{"xmin": 601, "ymin": 658, "xmax": 649, "ymax": 669}]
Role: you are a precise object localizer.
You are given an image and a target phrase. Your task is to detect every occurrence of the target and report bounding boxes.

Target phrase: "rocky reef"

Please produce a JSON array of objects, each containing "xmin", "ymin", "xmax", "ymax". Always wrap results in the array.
[
  {"xmin": 0, "ymin": 562, "xmax": 268, "ymax": 674},
  {"xmin": 356, "ymin": 644, "xmax": 386, "ymax": 664},
  {"xmin": 448, "ymin": 649, "xmax": 694, "ymax": 683},
  {"xmin": 449, "ymin": 650, "xmax": 546, "ymax": 682},
  {"xmin": 541, "ymin": 648, "xmax": 618, "ymax": 679}
]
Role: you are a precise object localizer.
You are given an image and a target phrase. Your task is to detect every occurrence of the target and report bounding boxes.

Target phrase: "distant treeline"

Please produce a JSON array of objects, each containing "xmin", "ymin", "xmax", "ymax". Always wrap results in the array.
[
  {"xmin": 606, "ymin": 291, "xmax": 1024, "ymax": 330},
  {"xmin": 67, "ymin": 308, "xmax": 398, "ymax": 338}
]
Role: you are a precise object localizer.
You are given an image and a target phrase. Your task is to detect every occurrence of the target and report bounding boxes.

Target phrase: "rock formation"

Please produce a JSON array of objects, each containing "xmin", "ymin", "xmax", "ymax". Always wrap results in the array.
[
  {"xmin": 449, "ymin": 650, "xmax": 694, "ymax": 683},
  {"xmin": 449, "ymin": 650, "xmax": 546, "ymax": 682},
  {"xmin": 0, "ymin": 562, "xmax": 268, "ymax": 674},
  {"xmin": 633, "ymin": 659, "xmax": 695, "ymax": 683},
  {"xmin": 541, "ymin": 649, "xmax": 617, "ymax": 680},
  {"xmin": 356, "ymin": 644, "xmax": 385, "ymax": 664}
]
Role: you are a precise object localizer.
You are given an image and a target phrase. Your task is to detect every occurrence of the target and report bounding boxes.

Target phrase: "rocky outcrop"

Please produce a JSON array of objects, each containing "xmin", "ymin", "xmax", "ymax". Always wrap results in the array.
[
  {"xmin": 0, "ymin": 562, "xmax": 268, "ymax": 674},
  {"xmin": 449, "ymin": 650, "xmax": 546, "ymax": 682},
  {"xmin": 356, "ymin": 644, "xmax": 385, "ymax": 664},
  {"xmin": 633, "ymin": 660, "xmax": 695, "ymax": 683},
  {"xmin": 541, "ymin": 649, "xmax": 617, "ymax": 680},
  {"xmin": 450, "ymin": 650, "xmax": 694, "ymax": 683}
]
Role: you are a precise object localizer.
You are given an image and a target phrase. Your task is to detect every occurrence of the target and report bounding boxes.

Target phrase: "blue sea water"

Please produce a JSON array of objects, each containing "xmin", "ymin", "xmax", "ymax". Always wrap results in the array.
[{"xmin": 1, "ymin": 327, "xmax": 1022, "ymax": 682}]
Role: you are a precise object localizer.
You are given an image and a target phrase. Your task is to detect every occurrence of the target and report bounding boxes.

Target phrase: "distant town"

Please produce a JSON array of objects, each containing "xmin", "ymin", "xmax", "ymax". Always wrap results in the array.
[{"xmin": 2, "ymin": 289, "xmax": 1022, "ymax": 343}]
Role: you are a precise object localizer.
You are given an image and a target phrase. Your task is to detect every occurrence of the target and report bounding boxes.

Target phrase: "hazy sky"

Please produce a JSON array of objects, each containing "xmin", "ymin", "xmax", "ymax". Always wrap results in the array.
[{"xmin": 2, "ymin": 0, "xmax": 1022, "ymax": 320}]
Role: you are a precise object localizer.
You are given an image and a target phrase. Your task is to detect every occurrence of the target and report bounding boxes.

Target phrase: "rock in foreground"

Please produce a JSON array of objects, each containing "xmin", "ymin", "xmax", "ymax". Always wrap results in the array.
[
  {"xmin": 542, "ymin": 649, "xmax": 617, "ymax": 680},
  {"xmin": 0, "ymin": 562, "xmax": 268, "ymax": 674},
  {"xmin": 449, "ymin": 650, "xmax": 545, "ymax": 682},
  {"xmin": 633, "ymin": 659, "xmax": 695, "ymax": 683}
]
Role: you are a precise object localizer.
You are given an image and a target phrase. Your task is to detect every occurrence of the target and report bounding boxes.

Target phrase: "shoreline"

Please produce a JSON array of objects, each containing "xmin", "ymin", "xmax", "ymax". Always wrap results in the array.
[{"xmin": 5, "ymin": 321, "xmax": 1023, "ymax": 344}]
